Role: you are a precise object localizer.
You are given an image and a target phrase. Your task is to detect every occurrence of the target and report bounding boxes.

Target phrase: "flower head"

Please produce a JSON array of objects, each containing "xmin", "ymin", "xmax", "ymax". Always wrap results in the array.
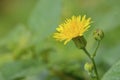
[{"xmin": 53, "ymin": 15, "xmax": 92, "ymax": 45}]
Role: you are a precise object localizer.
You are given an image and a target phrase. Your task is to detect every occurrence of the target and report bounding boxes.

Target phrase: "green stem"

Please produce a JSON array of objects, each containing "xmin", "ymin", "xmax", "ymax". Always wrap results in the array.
[
  {"xmin": 92, "ymin": 41, "xmax": 101, "ymax": 58},
  {"xmin": 83, "ymin": 48, "xmax": 99, "ymax": 80}
]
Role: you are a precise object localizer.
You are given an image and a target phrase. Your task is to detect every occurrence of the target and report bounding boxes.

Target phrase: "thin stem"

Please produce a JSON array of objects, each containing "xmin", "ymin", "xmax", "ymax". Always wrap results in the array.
[
  {"xmin": 82, "ymin": 48, "xmax": 91, "ymax": 59},
  {"xmin": 82, "ymin": 48, "xmax": 99, "ymax": 80},
  {"xmin": 92, "ymin": 41, "xmax": 101, "ymax": 58},
  {"xmin": 91, "ymin": 58, "xmax": 99, "ymax": 80}
]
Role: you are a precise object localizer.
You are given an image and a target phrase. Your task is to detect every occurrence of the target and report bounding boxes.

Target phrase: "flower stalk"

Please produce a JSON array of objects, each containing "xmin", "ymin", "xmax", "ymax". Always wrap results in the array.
[
  {"xmin": 92, "ymin": 41, "xmax": 101, "ymax": 58},
  {"xmin": 83, "ymin": 48, "xmax": 99, "ymax": 80}
]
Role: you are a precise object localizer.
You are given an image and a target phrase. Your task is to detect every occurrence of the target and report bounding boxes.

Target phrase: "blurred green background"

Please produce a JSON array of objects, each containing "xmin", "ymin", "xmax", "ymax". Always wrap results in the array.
[{"xmin": 0, "ymin": 0, "xmax": 120, "ymax": 80}]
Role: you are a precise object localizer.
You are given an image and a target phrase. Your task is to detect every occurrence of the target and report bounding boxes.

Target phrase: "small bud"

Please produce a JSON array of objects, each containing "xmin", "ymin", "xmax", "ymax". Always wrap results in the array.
[
  {"xmin": 84, "ymin": 62, "xmax": 94, "ymax": 72},
  {"xmin": 72, "ymin": 36, "xmax": 87, "ymax": 49},
  {"xmin": 93, "ymin": 29, "xmax": 104, "ymax": 41}
]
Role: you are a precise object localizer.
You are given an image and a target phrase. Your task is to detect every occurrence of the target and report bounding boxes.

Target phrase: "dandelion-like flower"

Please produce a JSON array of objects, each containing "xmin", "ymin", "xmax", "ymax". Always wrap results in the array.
[{"xmin": 53, "ymin": 15, "xmax": 92, "ymax": 45}]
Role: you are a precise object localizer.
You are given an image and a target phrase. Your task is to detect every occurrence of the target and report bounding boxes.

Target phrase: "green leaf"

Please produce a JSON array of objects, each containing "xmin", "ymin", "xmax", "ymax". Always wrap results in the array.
[
  {"xmin": 28, "ymin": 0, "xmax": 61, "ymax": 42},
  {"xmin": 102, "ymin": 60, "xmax": 120, "ymax": 80},
  {"xmin": 0, "ymin": 60, "xmax": 46, "ymax": 80}
]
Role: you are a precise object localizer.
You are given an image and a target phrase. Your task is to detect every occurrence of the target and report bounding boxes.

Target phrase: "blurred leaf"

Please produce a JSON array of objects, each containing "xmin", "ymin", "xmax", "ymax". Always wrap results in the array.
[
  {"xmin": 102, "ymin": 60, "xmax": 120, "ymax": 80},
  {"xmin": 0, "ymin": 24, "xmax": 31, "ymax": 50},
  {"xmin": 28, "ymin": 0, "xmax": 61, "ymax": 45},
  {"xmin": 0, "ymin": 60, "xmax": 46, "ymax": 80},
  {"xmin": 97, "ymin": 45, "xmax": 120, "ymax": 66}
]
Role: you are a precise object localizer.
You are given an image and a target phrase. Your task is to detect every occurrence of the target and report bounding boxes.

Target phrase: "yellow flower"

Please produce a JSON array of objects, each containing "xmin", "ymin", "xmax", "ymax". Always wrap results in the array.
[{"xmin": 53, "ymin": 15, "xmax": 92, "ymax": 45}]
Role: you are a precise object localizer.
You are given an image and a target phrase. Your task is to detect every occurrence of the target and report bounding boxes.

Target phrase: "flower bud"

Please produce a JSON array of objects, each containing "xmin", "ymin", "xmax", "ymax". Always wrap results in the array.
[
  {"xmin": 72, "ymin": 36, "xmax": 87, "ymax": 49},
  {"xmin": 93, "ymin": 29, "xmax": 104, "ymax": 41},
  {"xmin": 84, "ymin": 62, "xmax": 93, "ymax": 72}
]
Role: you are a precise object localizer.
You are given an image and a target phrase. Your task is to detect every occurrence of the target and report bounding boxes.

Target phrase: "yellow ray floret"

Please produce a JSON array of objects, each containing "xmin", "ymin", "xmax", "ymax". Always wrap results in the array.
[{"xmin": 53, "ymin": 15, "xmax": 92, "ymax": 45}]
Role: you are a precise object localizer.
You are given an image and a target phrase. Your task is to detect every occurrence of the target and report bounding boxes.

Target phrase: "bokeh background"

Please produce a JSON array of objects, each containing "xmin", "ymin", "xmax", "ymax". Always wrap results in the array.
[{"xmin": 0, "ymin": 0, "xmax": 120, "ymax": 80}]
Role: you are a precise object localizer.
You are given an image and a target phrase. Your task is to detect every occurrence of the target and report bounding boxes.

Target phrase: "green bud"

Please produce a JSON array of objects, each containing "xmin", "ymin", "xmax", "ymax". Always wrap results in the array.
[
  {"xmin": 93, "ymin": 29, "xmax": 104, "ymax": 41},
  {"xmin": 72, "ymin": 36, "xmax": 87, "ymax": 49},
  {"xmin": 84, "ymin": 62, "xmax": 94, "ymax": 72}
]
